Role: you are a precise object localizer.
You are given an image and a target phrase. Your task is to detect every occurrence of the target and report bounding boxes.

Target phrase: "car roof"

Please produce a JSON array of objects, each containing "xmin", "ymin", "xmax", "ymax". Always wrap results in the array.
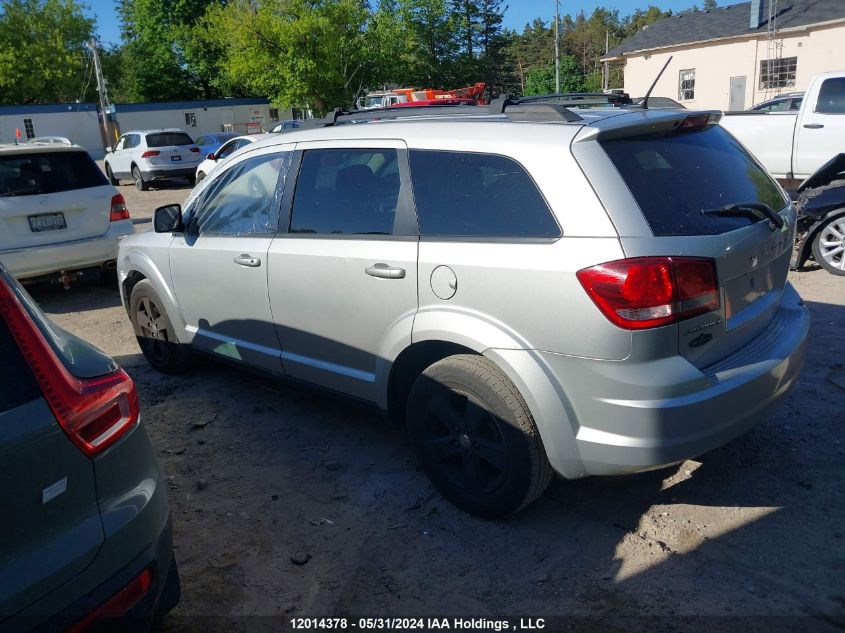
[
  {"xmin": 243, "ymin": 106, "xmax": 699, "ymax": 153},
  {"xmin": 122, "ymin": 129, "xmax": 191, "ymax": 135},
  {"xmin": 0, "ymin": 143, "xmax": 87, "ymax": 156}
]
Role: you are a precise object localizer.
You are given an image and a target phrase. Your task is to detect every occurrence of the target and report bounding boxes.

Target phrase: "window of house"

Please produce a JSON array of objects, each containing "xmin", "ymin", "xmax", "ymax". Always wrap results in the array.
[
  {"xmin": 194, "ymin": 152, "xmax": 291, "ymax": 236},
  {"xmin": 23, "ymin": 118, "xmax": 35, "ymax": 139},
  {"xmin": 409, "ymin": 150, "xmax": 560, "ymax": 238},
  {"xmin": 760, "ymin": 57, "xmax": 797, "ymax": 90},
  {"xmin": 679, "ymin": 69, "xmax": 695, "ymax": 101},
  {"xmin": 184, "ymin": 112, "xmax": 197, "ymax": 127},
  {"xmin": 269, "ymin": 108, "xmax": 279, "ymax": 120},
  {"xmin": 290, "ymin": 149, "xmax": 400, "ymax": 236}
]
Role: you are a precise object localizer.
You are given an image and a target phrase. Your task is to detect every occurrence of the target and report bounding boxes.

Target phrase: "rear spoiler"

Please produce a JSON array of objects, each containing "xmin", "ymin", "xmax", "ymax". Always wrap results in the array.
[{"xmin": 573, "ymin": 110, "xmax": 722, "ymax": 142}]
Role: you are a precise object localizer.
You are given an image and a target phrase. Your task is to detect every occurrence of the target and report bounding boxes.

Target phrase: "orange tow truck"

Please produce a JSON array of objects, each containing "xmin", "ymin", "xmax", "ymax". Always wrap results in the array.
[{"xmin": 356, "ymin": 83, "xmax": 487, "ymax": 110}]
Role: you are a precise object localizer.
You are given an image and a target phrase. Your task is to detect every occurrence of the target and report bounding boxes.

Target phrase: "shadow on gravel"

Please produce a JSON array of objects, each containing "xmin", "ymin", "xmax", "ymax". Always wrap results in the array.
[
  {"xmin": 113, "ymin": 299, "xmax": 843, "ymax": 630},
  {"xmin": 26, "ymin": 275, "xmax": 121, "ymax": 313}
]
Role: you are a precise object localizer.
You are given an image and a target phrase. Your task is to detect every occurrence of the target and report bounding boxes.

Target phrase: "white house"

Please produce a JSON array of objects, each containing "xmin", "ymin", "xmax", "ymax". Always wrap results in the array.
[
  {"xmin": 601, "ymin": 0, "xmax": 845, "ymax": 111},
  {"xmin": 112, "ymin": 97, "xmax": 293, "ymax": 141},
  {"xmin": 0, "ymin": 103, "xmax": 105, "ymax": 157}
]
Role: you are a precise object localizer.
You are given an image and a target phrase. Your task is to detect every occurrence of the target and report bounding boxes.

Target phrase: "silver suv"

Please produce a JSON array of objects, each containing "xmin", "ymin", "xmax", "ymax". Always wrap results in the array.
[{"xmin": 117, "ymin": 101, "xmax": 809, "ymax": 517}]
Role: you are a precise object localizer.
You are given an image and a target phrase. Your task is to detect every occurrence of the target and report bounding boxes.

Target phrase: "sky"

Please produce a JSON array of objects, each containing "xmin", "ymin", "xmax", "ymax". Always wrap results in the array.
[{"xmin": 85, "ymin": 0, "xmax": 713, "ymax": 47}]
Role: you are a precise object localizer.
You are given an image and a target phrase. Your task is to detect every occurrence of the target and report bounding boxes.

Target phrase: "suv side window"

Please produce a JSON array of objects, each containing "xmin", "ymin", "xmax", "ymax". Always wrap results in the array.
[
  {"xmin": 409, "ymin": 150, "xmax": 560, "ymax": 238},
  {"xmin": 290, "ymin": 148, "xmax": 400, "ymax": 235},
  {"xmin": 194, "ymin": 152, "xmax": 291, "ymax": 236},
  {"xmin": 114, "ymin": 136, "xmax": 127, "ymax": 151},
  {"xmin": 129, "ymin": 134, "xmax": 141, "ymax": 148},
  {"xmin": 217, "ymin": 139, "xmax": 240, "ymax": 159}
]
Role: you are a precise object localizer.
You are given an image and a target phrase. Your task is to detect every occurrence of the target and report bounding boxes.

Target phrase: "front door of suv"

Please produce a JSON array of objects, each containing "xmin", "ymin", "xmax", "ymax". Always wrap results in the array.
[
  {"xmin": 169, "ymin": 146, "xmax": 294, "ymax": 372},
  {"xmin": 267, "ymin": 141, "xmax": 418, "ymax": 402}
]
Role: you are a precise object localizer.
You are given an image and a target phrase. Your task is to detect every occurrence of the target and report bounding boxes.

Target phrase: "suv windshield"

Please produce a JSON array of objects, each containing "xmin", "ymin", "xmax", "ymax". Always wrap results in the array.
[
  {"xmin": 0, "ymin": 150, "xmax": 108, "ymax": 197},
  {"xmin": 146, "ymin": 132, "xmax": 194, "ymax": 147},
  {"xmin": 601, "ymin": 125, "xmax": 788, "ymax": 236}
]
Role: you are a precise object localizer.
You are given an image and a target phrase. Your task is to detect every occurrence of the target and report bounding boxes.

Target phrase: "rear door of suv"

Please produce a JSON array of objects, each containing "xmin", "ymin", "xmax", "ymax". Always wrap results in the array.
[
  {"xmin": 0, "ymin": 278, "xmax": 104, "ymax": 619},
  {"xmin": 574, "ymin": 115, "xmax": 795, "ymax": 369},
  {"xmin": 267, "ymin": 140, "xmax": 419, "ymax": 401},
  {"xmin": 143, "ymin": 131, "xmax": 201, "ymax": 171},
  {"xmin": 0, "ymin": 148, "xmax": 115, "ymax": 251}
]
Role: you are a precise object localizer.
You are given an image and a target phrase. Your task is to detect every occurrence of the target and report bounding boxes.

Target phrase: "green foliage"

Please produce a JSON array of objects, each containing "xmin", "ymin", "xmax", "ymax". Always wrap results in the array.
[{"xmin": 0, "ymin": 0, "xmax": 95, "ymax": 104}]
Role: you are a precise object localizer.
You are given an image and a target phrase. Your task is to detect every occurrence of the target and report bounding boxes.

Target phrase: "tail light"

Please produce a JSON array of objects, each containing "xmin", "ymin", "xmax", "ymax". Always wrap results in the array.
[
  {"xmin": 189, "ymin": 146, "xmax": 200, "ymax": 153},
  {"xmin": 140, "ymin": 150, "xmax": 160, "ymax": 158},
  {"xmin": 0, "ymin": 279, "xmax": 139, "ymax": 457},
  {"xmin": 67, "ymin": 568, "xmax": 152, "ymax": 633},
  {"xmin": 109, "ymin": 193, "xmax": 130, "ymax": 221},
  {"xmin": 577, "ymin": 257, "xmax": 720, "ymax": 330}
]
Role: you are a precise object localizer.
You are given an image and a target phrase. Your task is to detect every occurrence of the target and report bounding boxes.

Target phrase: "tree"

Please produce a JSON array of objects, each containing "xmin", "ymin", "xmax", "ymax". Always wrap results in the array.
[
  {"xmin": 523, "ymin": 55, "xmax": 584, "ymax": 95},
  {"xmin": 0, "ymin": 0, "xmax": 95, "ymax": 104},
  {"xmin": 399, "ymin": 0, "xmax": 459, "ymax": 86},
  {"xmin": 703, "ymin": 0, "xmax": 718, "ymax": 9}
]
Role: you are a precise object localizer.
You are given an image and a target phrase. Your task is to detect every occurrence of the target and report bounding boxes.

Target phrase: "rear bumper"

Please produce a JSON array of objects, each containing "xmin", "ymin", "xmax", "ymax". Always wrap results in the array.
[
  {"xmin": 141, "ymin": 166, "xmax": 197, "ymax": 181},
  {"xmin": 536, "ymin": 284, "xmax": 810, "ymax": 476},
  {"xmin": 0, "ymin": 222, "xmax": 134, "ymax": 280}
]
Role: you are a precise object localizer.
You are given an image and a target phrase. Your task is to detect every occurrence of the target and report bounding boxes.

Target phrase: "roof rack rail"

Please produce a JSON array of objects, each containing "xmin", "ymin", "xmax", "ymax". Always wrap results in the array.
[
  {"xmin": 303, "ymin": 99, "xmax": 583, "ymax": 128},
  {"xmin": 514, "ymin": 92, "xmax": 633, "ymax": 107}
]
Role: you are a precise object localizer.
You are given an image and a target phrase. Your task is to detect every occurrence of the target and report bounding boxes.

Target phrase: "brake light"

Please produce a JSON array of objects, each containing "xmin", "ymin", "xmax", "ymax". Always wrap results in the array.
[
  {"xmin": 0, "ymin": 279, "xmax": 139, "ymax": 457},
  {"xmin": 679, "ymin": 113, "xmax": 721, "ymax": 131},
  {"xmin": 109, "ymin": 193, "xmax": 130, "ymax": 221},
  {"xmin": 577, "ymin": 257, "xmax": 720, "ymax": 330},
  {"xmin": 140, "ymin": 150, "xmax": 160, "ymax": 158},
  {"xmin": 189, "ymin": 146, "xmax": 200, "ymax": 153},
  {"xmin": 67, "ymin": 568, "xmax": 152, "ymax": 633}
]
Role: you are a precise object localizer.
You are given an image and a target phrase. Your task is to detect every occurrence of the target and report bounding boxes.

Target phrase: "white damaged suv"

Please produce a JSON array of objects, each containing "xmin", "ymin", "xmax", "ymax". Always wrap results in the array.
[{"xmin": 117, "ymin": 99, "xmax": 809, "ymax": 517}]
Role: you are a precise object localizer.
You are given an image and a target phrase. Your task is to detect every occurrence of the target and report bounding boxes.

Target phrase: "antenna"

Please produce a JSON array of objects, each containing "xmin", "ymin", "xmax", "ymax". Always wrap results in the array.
[{"xmin": 641, "ymin": 55, "xmax": 673, "ymax": 110}]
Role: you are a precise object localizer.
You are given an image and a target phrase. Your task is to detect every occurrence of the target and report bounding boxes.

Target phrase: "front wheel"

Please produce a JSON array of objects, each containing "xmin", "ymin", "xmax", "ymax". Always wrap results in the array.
[
  {"xmin": 406, "ymin": 354, "xmax": 552, "ymax": 518},
  {"xmin": 129, "ymin": 280, "xmax": 193, "ymax": 374},
  {"xmin": 132, "ymin": 165, "xmax": 149, "ymax": 191},
  {"xmin": 811, "ymin": 214, "xmax": 845, "ymax": 276},
  {"xmin": 105, "ymin": 163, "xmax": 119, "ymax": 186}
]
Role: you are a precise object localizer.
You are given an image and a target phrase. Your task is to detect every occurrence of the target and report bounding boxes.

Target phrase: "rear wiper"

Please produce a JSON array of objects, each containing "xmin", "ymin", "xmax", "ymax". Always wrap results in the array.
[{"xmin": 701, "ymin": 202, "xmax": 784, "ymax": 229}]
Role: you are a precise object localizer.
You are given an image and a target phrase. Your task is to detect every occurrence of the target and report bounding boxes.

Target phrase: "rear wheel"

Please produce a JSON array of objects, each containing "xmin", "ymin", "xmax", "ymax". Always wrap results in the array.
[
  {"xmin": 406, "ymin": 354, "xmax": 552, "ymax": 518},
  {"xmin": 811, "ymin": 214, "xmax": 845, "ymax": 276},
  {"xmin": 132, "ymin": 165, "xmax": 149, "ymax": 191},
  {"xmin": 129, "ymin": 280, "xmax": 192, "ymax": 374},
  {"xmin": 105, "ymin": 163, "xmax": 119, "ymax": 186}
]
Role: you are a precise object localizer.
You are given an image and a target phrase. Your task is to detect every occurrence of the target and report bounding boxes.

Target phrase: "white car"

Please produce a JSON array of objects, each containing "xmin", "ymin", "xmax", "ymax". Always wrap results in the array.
[
  {"xmin": 104, "ymin": 129, "xmax": 202, "ymax": 191},
  {"xmin": 0, "ymin": 142, "xmax": 133, "ymax": 283},
  {"xmin": 195, "ymin": 134, "xmax": 266, "ymax": 183}
]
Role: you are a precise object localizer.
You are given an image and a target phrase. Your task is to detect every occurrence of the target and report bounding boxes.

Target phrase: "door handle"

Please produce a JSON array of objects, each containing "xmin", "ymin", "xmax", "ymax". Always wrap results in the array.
[
  {"xmin": 803, "ymin": 123, "xmax": 824, "ymax": 129},
  {"xmin": 365, "ymin": 263, "xmax": 406, "ymax": 279},
  {"xmin": 234, "ymin": 254, "xmax": 261, "ymax": 267}
]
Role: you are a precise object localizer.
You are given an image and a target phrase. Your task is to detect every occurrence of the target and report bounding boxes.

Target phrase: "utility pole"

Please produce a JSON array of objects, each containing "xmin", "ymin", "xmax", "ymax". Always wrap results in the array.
[
  {"xmin": 85, "ymin": 39, "xmax": 113, "ymax": 146},
  {"xmin": 554, "ymin": 0, "xmax": 560, "ymax": 92}
]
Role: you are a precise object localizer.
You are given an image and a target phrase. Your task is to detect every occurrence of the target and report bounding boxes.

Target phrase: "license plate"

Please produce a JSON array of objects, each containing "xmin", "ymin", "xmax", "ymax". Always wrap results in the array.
[
  {"xmin": 171, "ymin": 155, "xmax": 182, "ymax": 162},
  {"xmin": 28, "ymin": 212, "xmax": 67, "ymax": 232}
]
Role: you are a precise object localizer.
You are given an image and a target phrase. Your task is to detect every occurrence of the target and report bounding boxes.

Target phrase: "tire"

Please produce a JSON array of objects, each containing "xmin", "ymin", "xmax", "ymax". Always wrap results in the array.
[
  {"xmin": 105, "ymin": 163, "xmax": 119, "ymax": 186},
  {"xmin": 132, "ymin": 165, "xmax": 149, "ymax": 191},
  {"xmin": 406, "ymin": 354, "xmax": 552, "ymax": 518},
  {"xmin": 129, "ymin": 280, "xmax": 193, "ymax": 374},
  {"xmin": 811, "ymin": 213, "xmax": 845, "ymax": 276}
]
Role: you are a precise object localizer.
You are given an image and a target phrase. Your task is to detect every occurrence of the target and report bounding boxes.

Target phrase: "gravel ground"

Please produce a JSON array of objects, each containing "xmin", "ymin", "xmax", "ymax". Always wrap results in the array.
[{"xmin": 27, "ymin": 176, "xmax": 845, "ymax": 632}]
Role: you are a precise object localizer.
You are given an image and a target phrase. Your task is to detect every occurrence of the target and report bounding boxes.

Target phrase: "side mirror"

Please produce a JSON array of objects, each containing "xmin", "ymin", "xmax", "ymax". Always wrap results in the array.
[
  {"xmin": 207, "ymin": 152, "xmax": 216, "ymax": 160},
  {"xmin": 154, "ymin": 204, "xmax": 183, "ymax": 233},
  {"xmin": 105, "ymin": 145, "xmax": 113, "ymax": 153}
]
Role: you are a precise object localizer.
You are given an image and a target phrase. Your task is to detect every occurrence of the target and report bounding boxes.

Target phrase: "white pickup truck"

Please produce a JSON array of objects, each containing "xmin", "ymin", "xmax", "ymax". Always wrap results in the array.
[{"xmin": 721, "ymin": 70, "xmax": 845, "ymax": 182}]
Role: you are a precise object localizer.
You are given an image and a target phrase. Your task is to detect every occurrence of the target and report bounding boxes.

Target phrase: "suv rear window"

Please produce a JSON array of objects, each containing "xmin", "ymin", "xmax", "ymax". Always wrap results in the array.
[
  {"xmin": 146, "ymin": 132, "xmax": 194, "ymax": 147},
  {"xmin": 601, "ymin": 125, "xmax": 787, "ymax": 236},
  {"xmin": 0, "ymin": 317, "xmax": 40, "ymax": 413},
  {"xmin": 409, "ymin": 150, "xmax": 560, "ymax": 238},
  {"xmin": 0, "ymin": 150, "xmax": 108, "ymax": 197}
]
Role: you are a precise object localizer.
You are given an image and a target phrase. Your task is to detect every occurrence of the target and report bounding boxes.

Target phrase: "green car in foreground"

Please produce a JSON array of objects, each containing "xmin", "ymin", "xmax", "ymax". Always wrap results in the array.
[{"xmin": 0, "ymin": 262, "xmax": 179, "ymax": 632}]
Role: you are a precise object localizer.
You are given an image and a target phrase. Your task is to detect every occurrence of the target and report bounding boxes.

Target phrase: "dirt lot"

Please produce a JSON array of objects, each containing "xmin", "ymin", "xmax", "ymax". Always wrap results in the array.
[{"xmin": 27, "ymin": 178, "xmax": 845, "ymax": 631}]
